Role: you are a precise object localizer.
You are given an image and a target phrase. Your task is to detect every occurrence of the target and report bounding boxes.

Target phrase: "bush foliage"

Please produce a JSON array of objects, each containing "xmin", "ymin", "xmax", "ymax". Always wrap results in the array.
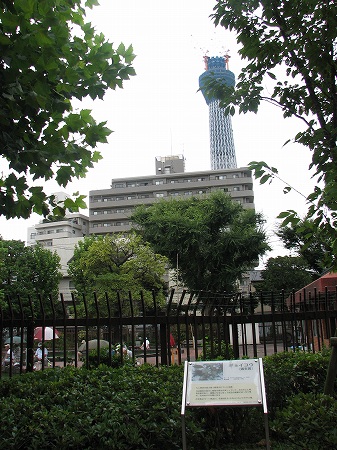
[
  {"xmin": 86, "ymin": 347, "xmax": 135, "ymax": 369},
  {"xmin": 0, "ymin": 365, "xmax": 187, "ymax": 449},
  {"xmin": 0, "ymin": 350, "xmax": 336, "ymax": 449},
  {"xmin": 263, "ymin": 348, "xmax": 333, "ymax": 415},
  {"xmin": 272, "ymin": 393, "xmax": 337, "ymax": 450}
]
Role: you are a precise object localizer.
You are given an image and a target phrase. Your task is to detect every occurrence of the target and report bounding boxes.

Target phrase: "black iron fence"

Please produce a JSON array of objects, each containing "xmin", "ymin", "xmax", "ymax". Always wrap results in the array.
[{"xmin": 1, "ymin": 288, "xmax": 337, "ymax": 378}]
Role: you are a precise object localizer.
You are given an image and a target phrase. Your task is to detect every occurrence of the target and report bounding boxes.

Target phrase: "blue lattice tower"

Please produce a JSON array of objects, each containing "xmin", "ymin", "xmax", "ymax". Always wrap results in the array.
[{"xmin": 199, "ymin": 56, "xmax": 237, "ymax": 170}]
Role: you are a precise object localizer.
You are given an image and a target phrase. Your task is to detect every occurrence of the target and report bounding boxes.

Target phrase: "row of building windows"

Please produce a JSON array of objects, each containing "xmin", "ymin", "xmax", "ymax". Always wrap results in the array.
[
  {"xmin": 92, "ymin": 208, "xmax": 133, "ymax": 215},
  {"xmin": 35, "ymin": 229, "xmax": 77, "ymax": 236},
  {"xmin": 40, "ymin": 241, "xmax": 53, "ymax": 247},
  {"xmin": 91, "ymin": 198, "xmax": 253, "ymax": 227},
  {"xmin": 91, "ymin": 186, "xmax": 250, "ymax": 203},
  {"xmin": 112, "ymin": 173, "xmax": 247, "ymax": 189},
  {"xmin": 91, "ymin": 221, "xmax": 132, "ymax": 228}
]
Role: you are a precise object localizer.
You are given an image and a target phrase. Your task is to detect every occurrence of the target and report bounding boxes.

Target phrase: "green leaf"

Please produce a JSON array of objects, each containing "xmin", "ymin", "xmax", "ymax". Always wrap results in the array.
[
  {"xmin": 117, "ymin": 42, "xmax": 126, "ymax": 55},
  {"xmin": 277, "ymin": 211, "xmax": 294, "ymax": 219},
  {"xmin": 15, "ymin": 0, "xmax": 35, "ymax": 15},
  {"xmin": 92, "ymin": 150, "xmax": 103, "ymax": 163},
  {"xmin": 85, "ymin": 0, "xmax": 100, "ymax": 8},
  {"xmin": 260, "ymin": 174, "xmax": 272, "ymax": 184},
  {"xmin": 35, "ymin": 31, "xmax": 53, "ymax": 47},
  {"xmin": 0, "ymin": 34, "xmax": 12, "ymax": 45}
]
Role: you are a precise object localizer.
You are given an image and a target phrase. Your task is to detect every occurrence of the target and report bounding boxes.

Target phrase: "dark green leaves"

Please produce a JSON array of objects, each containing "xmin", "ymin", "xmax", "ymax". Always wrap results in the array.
[
  {"xmin": 258, "ymin": 255, "xmax": 314, "ymax": 295},
  {"xmin": 209, "ymin": 1, "xmax": 337, "ymax": 268},
  {"xmin": 0, "ymin": 0, "xmax": 136, "ymax": 220},
  {"xmin": 67, "ymin": 233, "xmax": 168, "ymax": 316},
  {"xmin": 132, "ymin": 191, "xmax": 270, "ymax": 292},
  {"xmin": 0, "ymin": 239, "xmax": 62, "ymax": 316}
]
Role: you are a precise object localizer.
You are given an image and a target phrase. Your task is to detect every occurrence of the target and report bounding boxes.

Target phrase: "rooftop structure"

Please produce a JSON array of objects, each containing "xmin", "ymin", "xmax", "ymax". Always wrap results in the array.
[{"xmin": 155, "ymin": 155, "xmax": 185, "ymax": 175}]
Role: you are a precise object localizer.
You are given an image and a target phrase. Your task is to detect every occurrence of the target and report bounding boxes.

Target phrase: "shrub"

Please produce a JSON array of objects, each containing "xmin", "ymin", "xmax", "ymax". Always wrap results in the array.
[
  {"xmin": 271, "ymin": 393, "xmax": 337, "ymax": 449},
  {"xmin": 198, "ymin": 337, "xmax": 235, "ymax": 361},
  {"xmin": 0, "ymin": 349, "xmax": 334, "ymax": 449},
  {"xmin": 190, "ymin": 405, "xmax": 265, "ymax": 448},
  {"xmin": 263, "ymin": 349, "xmax": 333, "ymax": 415},
  {"xmin": 0, "ymin": 365, "xmax": 203, "ymax": 449},
  {"xmin": 86, "ymin": 347, "xmax": 134, "ymax": 369}
]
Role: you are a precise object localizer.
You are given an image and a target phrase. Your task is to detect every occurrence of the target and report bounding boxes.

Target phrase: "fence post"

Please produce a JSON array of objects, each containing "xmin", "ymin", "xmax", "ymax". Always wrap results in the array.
[
  {"xmin": 324, "ymin": 336, "xmax": 337, "ymax": 395},
  {"xmin": 232, "ymin": 322, "xmax": 240, "ymax": 359},
  {"xmin": 26, "ymin": 321, "xmax": 35, "ymax": 372},
  {"xmin": 231, "ymin": 303, "xmax": 240, "ymax": 359},
  {"xmin": 160, "ymin": 323, "xmax": 168, "ymax": 366}
]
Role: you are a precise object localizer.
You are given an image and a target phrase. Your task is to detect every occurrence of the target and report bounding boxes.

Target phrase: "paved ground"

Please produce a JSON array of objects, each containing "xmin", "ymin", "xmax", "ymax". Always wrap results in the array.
[
  {"xmin": 2, "ymin": 342, "xmax": 290, "ymax": 374},
  {"xmin": 135, "ymin": 343, "xmax": 288, "ymax": 366}
]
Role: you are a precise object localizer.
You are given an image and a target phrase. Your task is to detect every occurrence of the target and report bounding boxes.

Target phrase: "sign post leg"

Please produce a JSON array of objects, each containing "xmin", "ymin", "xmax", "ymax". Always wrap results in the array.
[
  {"xmin": 181, "ymin": 415, "xmax": 187, "ymax": 450},
  {"xmin": 264, "ymin": 413, "xmax": 270, "ymax": 450}
]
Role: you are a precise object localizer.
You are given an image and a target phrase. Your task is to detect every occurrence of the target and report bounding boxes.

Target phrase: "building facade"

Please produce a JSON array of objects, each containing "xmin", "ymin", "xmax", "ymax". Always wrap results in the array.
[
  {"xmin": 199, "ymin": 55, "xmax": 237, "ymax": 170},
  {"xmin": 27, "ymin": 213, "xmax": 89, "ymax": 247},
  {"xmin": 27, "ymin": 212, "xmax": 89, "ymax": 302},
  {"xmin": 89, "ymin": 163, "xmax": 254, "ymax": 235},
  {"xmin": 26, "ymin": 161, "xmax": 256, "ymax": 299}
]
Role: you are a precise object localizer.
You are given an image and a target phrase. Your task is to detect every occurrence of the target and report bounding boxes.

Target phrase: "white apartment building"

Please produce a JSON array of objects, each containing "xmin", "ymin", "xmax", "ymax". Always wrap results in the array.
[
  {"xmin": 27, "ymin": 213, "xmax": 89, "ymax": 247},
  {"xmin": 27, "ymin": 212, "xmax": 89, "ymax": 302},
  {"xmin": 89, "ymin": 164, "xmax": 255, "ymax": 235}
]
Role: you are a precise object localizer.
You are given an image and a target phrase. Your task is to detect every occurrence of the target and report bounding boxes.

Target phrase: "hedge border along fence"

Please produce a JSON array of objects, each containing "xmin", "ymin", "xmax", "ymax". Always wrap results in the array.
[{"xmin": 0, "ymin": 350, "xmax": 336, "ymax": 449}]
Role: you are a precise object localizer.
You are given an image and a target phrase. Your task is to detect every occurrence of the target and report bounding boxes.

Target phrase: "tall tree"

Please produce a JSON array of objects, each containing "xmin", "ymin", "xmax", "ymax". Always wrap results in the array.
[
  {"xmin": 68, "ymin": 233, "xmax": 168, "ymax": 316},
  {"xmin": 276, "ymin": 217, "xmax": 333, "ymax": 275},
  {"xmin": 205, "ymin": 1, "xmax": 337, "ymax": 265},
  {"xmin": 257, "ymin": 256, "xmax": 314, "ymax": 296},
  {"xmin": 132, "ymin": 191, "xmax": 269, "ymax": 293},
  {"xmin": 0, "ymin": 239, "xmax": 62, "ymax": 316},
  {"xmin": 0, "ymin": 0, "xmax": 135, "ymax": 219}
]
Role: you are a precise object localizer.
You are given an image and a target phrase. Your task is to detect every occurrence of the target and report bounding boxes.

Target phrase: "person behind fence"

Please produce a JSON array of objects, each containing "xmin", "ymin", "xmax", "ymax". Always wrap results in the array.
[
  {"xmin": 77, "ymin": 340, "xmax": 86, "ymax": 362},
  {"xmin": 116, "ymin": 343, "xmax": 132, "ymax": 358},
  {"xmin": 34, "ymin": 342, "xmax": 48, "ymax": 365},
  {"xmin": 2, "ymin": 344, "xmax": 13, "ymax": 366},
  {"xmin": 170, "ymin": 333, "xmax": 176, "ymax": 348},
  {"xmin": 140, "ymin": 337, "xmax": 150, "ymax": 350}
]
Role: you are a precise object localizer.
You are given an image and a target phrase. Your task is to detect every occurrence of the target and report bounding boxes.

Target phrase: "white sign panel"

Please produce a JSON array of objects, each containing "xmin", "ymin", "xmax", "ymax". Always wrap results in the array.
[{"xmin": 185, "ymin": 359, "xmax": 262, "ymax": 407}]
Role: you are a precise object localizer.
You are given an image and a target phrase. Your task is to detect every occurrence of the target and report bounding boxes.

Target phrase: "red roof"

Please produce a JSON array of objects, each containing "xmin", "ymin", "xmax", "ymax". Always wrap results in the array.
[{"xmin": 292, "ymin": 272, "xmax": 337, "ymax": 303}]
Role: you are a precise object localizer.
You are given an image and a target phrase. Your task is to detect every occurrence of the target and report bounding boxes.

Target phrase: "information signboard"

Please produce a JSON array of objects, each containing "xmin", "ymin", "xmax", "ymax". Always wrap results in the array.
[
  {"xmin": 186, "ymin": 359, "xmax": 262, "ymax": 407},
  {"xmin": 181, "ymin": 358, "xmax": 270, "ymax": 450}
]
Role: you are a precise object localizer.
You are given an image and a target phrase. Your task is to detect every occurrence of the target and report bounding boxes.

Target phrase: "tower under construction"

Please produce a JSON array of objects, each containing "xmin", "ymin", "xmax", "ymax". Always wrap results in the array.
[{"xmin": 199, "ymin": 55, "xmax": 237, "ymax": 170}]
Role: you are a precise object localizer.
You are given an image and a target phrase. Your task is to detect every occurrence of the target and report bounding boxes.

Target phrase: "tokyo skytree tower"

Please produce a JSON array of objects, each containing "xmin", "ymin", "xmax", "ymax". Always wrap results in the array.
[{"xmin": 199, "ymin": 55, "xmax": 237, "ymax": 170}]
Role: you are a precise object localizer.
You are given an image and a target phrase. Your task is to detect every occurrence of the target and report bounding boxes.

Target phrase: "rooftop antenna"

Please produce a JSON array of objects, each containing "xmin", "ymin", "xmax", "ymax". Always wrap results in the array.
[
  {"xmin": 223, "ymin": 49, "xmax": 231, "ymax": 70},
  {"xmin": 203, "ymin": 52, "xmax": 209, "ymax": 70},
  {"xmin": 170, "ymin": 128, "xmax": 173, "ymax": 155}
]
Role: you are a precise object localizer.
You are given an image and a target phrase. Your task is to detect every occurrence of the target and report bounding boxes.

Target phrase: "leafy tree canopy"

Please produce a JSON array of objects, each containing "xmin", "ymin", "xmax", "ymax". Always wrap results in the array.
[
  {"xmin": 132, "ymin": 191, "xmax": 270, "ymax": 293},
  {"xmin": 276, "ymin": 217, "xmax": 333, "ymax": 275},
  {"xmin": 0, "ymin": 0, "xmax": 135, "ymax": 219},
  {"xmin": 257, "ymin": 255, "xmax": 314, "ymax": 295},
  {"xmin": 68, "ymin": 233, "xmax": 168, "ymax": 316},
  {"xmin": 0, "ymin": 239, "xmax": 62, "ymax": 316},
  {"xmin": 204, "ymin": 0, "xmax": 337, "ymax": 265}
]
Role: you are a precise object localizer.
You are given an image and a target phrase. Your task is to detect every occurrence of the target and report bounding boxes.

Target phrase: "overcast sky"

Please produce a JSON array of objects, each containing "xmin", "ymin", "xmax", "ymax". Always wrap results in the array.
[{"xmin": 0, "ymin": 0, "xmax": 316, "ymax": 265}]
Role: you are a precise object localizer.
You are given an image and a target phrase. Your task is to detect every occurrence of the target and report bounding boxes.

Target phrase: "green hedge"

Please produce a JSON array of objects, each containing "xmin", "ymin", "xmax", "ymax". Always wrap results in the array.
[
  {"xmin": 86, "ymin": 347, "xmax": 135, "ymax": 369},
  {"xmin": 0, "ymin": 365, "xmax": 196, "ymax": 450},
  {"xmin": 0, "ymin": 350, "xmax": 336, "ymax": 449},
  {"xmin": 271, "ymin": 393, "xmax": 337, "ymax": 450},
  {"xmin": 263, "ymin": 348, "xmax": 333, "ymax": 415},
  {"xmin": 0, "ymin": 364, "xmax": 266, "ymax": 449}
]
